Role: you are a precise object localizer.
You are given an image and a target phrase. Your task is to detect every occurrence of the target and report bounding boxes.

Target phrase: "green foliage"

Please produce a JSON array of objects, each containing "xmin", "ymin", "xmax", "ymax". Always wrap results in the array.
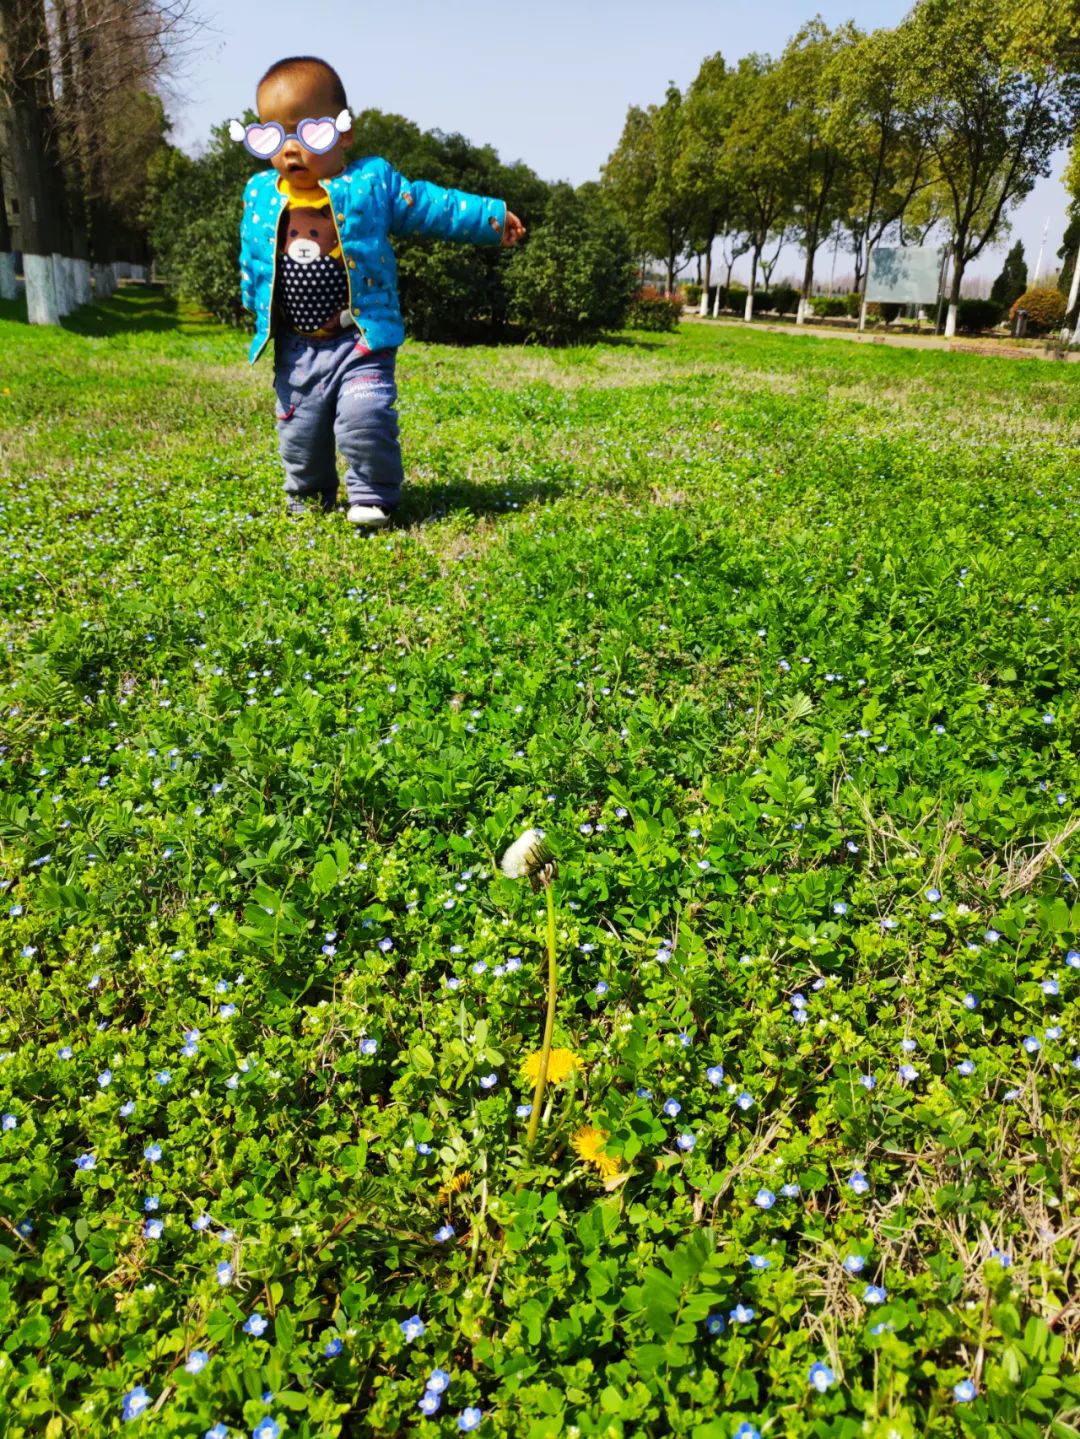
[
  {"xmin": 504, "ymin": 183, "xmax": 637, "ymax": 345},
  {"xmin": 810, "ymin": 294, "xmax": 849, "ymax": 317},
  {"xmin": 625, "ymin": 289, "xmax": 683, "ymax": 330},
  {"xmin": 683, "ymin": 282, "xmax": 704, "ymax": 306},
  {"xmin": 1, "ymin": 290, "xmax": 1080, "ymax": 1435},
  {"xmin": 760, "ymin": 285, "xmax": 799, "ymax": 315},
  {"xmin": 957, "ymin": 297, "xmax": 1004, "ymax": 332},
  {"xmin": 990, "ymin": 240, "xmax": 1028, "ymax": 313},
  {"xmin": 1010, "ymin": 284, "xmax": 1067, "ymax": 332}
]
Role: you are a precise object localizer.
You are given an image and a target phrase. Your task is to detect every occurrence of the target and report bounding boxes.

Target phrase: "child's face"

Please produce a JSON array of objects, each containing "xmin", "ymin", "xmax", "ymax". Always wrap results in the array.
[{"xmin": 256, "ymin": 71, "xmax": 353, "ymax": 188}]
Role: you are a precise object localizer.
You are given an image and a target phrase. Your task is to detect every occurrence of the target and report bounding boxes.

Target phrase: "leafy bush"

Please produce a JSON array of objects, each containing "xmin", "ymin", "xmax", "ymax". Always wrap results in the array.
[
  {"xmin": 766, "ymin": 285, "xmax": 799, "ymax": 315},
  {"xmin": 683, "ymin": 282, "xmax": 703, "ymax": 307},
  {"xmin": 844, "ymin": 291, "xmax": 863, "ymax": 319},
  {"xmin": 956, "ymin": 298, "xmax": 1003, "ymax": 333},
  {"xmin": 504, "ymin": 183, "xmax": 637, "ymax": 345},
  {"xmin": 810, "ymin": 295, "xmax": 848, "ymax": 318},
  {"xmin": 723, "ymin": 282, "xmax": 748, "ymax": 311},
  {"xmin": 865, "ymin": 301, "xmax": 903, "ymax": 323},
  {"xmin": 1010, "ymin": 286, "xmax": 1067, "ymax": 334},
  {"xmin": 625, "ymin": 288, "xmax": 682, "ymax": 331}
]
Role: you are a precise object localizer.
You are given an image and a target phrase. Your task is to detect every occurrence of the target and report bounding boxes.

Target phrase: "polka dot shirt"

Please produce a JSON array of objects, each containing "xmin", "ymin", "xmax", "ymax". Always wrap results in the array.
[{"xmin": 274, "ymin": 178, "xmax": 349, "ymax": 337}]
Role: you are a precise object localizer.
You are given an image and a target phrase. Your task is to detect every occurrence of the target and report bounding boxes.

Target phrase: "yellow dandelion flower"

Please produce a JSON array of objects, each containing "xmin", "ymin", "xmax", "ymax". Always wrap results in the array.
[
  {"xmin": 438, "ymin": 1170, "xmax": 472, "ymax": 1204},
  {"xmin": 572, "ymin": 1125, "xmax": 622, "ymax": 1179},
  {"xmin": 521, "ymin": 1047, "xmax": 578, "ymax": 1085}
]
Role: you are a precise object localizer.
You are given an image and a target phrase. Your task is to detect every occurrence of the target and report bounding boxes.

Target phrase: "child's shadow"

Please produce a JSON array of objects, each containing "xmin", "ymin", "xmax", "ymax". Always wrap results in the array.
[{"xmin": 393, "ymin": 475, "xmax": 568, "ymax": 527}]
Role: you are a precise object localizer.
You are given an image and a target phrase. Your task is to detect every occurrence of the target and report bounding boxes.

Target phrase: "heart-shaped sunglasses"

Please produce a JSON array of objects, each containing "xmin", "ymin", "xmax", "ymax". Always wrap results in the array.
[{"xmin": 229, "ymin": 108, "xmax": 353, "ymax": 159}]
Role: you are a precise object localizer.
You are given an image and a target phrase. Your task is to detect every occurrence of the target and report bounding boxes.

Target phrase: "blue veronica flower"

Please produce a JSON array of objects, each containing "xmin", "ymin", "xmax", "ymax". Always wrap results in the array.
[
  {"xmin": 16, "ymin": 1220, "xmax": 33, "ymax": 1237},
  {"xmin": 1042, "ymin": 714, "xmax": 1054, "ymax": 725},
  {"xmin": 925, "ymin": 887, "xmax": 941, "ymax": 901},
  {"xmin": 261, "ymin": 1390, "xmax": 273, "ymax": 1403},
  {"xmin": 808, "ymin": 1362, "xmax": 835, "ymax": 1392},
  {"xmin": 989, "ymin": 1249, "xmax": 1011, "ymax": 1268},
  {"xmin": 781, "ymin": 1182, "xmax": 800, "ymax": 1198},
  {"xmin": 749, "ymin": 1255, "xmax": 771, "ymax": 1270},
  {"xmin": 1022, "ymin": 1036, "xmax": 1041, "ymax": 1054},
  {"xmin": 143, "ymin": 1219, "xmax": 163, "ymax": 1239},
  {"xmin": 848, "ymin": 1171, "xmax": 870, "ymax": 1195},
  {"xmin": 457, "ymin": 1409, "xmax": 483, "ymax": 1432},
  {"xmin": 253, "ymin": 1420, "xmax": 281, "ymax": 1439},
  {"xmin": 155, "ymin": 1070, "xmax": 170, "ymax": 1086},
  {"xmin": 898, "ymin": 1063, "xmax": 919, "ymax": 1082},
  {"xmin": 859, "ymin": 1073, "xmax": 876, "ymax": 1090},
  {"xmin": 2, "ymin": 1113, "xmax": 16, "ymax": 1130},
  {"xmin": 793, "ymin": 1008, "xmax": 809, "ymax": 1024},
  {"xmin": 400, "ymin": 1314, "xmax": 425, "ymax": 1342},
  {"xmin": 434, "ymin": 1224, "xmax": 454, "ymax": 1242},
  {"xmin": 706, "ymin": 1065, "xmax": 725, "ymax": 1087},
  {"xmin": 360, "ymin": 1038, "xmax": 378, "ymax": 1055},
  {"xmin": 900, "ymin": 1038, "xmax": 917, "ymax": 1053},
  {"xmin": 863, "ymin": 1284, "xmax": 886, "ymax": 1304},
  {"xmin": 677, "ymin": 1133, "xmax": 696, "ymax": 1152},
  {"xmin": 595, "ymin": 981, "xmax": 609, "ymax": 995},
  {"xmin": 1042, "ymin": 979, "xmax": 1060, "ymax": 997},
  {"xmin": 478, "ymin": 1073, "xmax": 498, "ymax": 1090},
  {"xmin": 97, "ymin": 1069, "xmax": 113, "ymax": 1087},
  {"xmin": 58, "ymin": 1045, "xmax": 73, "ymax": 1060},
  {"xmin": 662, "ymin": 1098, "xmax": 681, "ymax": 1117},
  {"xmin": 416, "ymin": 1143, "xmax": 432, "ymax": 1155},
  {"xmin": 1066, "ymin": 951, "xmax": 1080, "ymax": 968},
  {"xmin": 636, "ymin": 1087, "xmax": 653, "ymax": 1100},
  {"xmin": 730, "ymin": 1303, "xmax": 755, "ymax": 1323},
  {"xmin": 869, "ymin": 1321, "xmax": 894, "ymax": 1336},
  {"xmin": 953, "ymin": 1379, "xmax": 977, "ymax": 1402},
  {"xmin": 754, "ymin": 1189, "xmax": 776, "ymax": 1209},
  {"xmin": 736, "ymin": 1091, "xmax": 754, "ymax": 1110},
  {"xmin": 1004, "ymin": 1088, "xmax": 1021, "ymax": 1101},
  {"xmin": 243, "ymin": 1312, "xmax": 268, "ymax": 1337},
  {"xmin": 505, "ymin": 957, "xmax": 522, "ymax": 972},
  {"xmin": 75, "ymin": 1152, "xmax": 96, "ymax": 1171},
  {"xmin": 185, "ymin": 1350, "xmax": 209, "ymax": 1374},
  {"xmin": 957, "ymin": 1060, "xmax": 975, "ymax": 1077},
  {"xmin": 985, "ymin": 929, "xmax": 1000, "ymax": 943},
  {"xmin": 679, "ymin": 1031, "xmax": 692, "ymax": 1047},
  {"xmin": 832, "ymin": 902, "xmax": 848, "ymax": 915},
  {"xmin": 843, "ymin": 1254, "xmax": 865, "ymax": 1274},
  {"xmin": 963, "ymin": 993, "xmax": 979, "ymax": 1010},
  {"xmin": 122, "ymin": 1386, "xmax": 151, "ymax": 1421},
  {"xmin": 445, "ymin": 977, "xmax": 463, "ymax": 990},
  {"xmin": 323, "ymin": 1335, "xmax": 343, "ymax": 1357},
  {"xmin": 219, "ymin": 1003, "xmax": 236, "ymax": 1018},
  {"xmin": 205, "ymin": 1425, "xmax": 228, "ymax": 1439},
  {"xmin": 426, "ymin": 1369, "xmax": 451, "ymax": 1394},
  {"xmin": 1047, "ymin": 1025, "xmax": 1063, "ymax": 1040},
  {"xmin": 791, "ymin": 993, "xmax": 807, "ymax": 1010},
  {"xmin": 216, "ymin": 1261, "xmax": 233, "ymax": 1286},
  {"xmin": 705, "ymin": 1313, "xmax": 726, "ymax": 1334},
  {"xmin": 515, "ymin": 1104, "xmax": 532, "ymax": 1117},
  {"xmin": 419, "ymin": 1392, "xmax": 442, "ymax": 1416},
  {"xmin": 119, "ymin": 1100, "xmax": 135, "ymax": 1117},
  {"xmin": 192, "ymin": 1213, "xmax": 211, "ymax": 1232},
  {"xmin": 733, "ymin": 1426, "xmax": 762, "ymax": 1439},
  {"xmin": 144, "ymin": 1143, "xmax": 162, "ymax": 1162}
]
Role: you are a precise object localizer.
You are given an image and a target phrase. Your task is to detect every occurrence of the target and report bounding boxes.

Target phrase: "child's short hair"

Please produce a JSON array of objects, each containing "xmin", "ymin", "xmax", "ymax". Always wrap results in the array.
[{"xmin": 257, "ymin": 56, "xmax": 347, "ymax": 111}]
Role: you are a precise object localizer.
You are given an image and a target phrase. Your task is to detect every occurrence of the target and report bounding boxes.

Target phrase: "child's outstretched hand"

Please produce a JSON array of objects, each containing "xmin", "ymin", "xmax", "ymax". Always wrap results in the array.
[{"xmin": 502, "ymin": 210, "xmax": 526, "ymax": 247}]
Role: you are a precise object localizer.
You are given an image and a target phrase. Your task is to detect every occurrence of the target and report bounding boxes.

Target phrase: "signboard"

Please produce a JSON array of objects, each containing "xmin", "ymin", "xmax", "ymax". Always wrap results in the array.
[{"xmin": 865, "ymin": 245, "xmax": 946, "ymax": 305}]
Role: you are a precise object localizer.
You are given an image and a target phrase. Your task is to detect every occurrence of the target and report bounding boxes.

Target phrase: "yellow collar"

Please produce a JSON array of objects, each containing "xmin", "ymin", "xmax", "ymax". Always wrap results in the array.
[{"xmin": 275, "ymin": 175, "xmax": 331, "ymax": 205}]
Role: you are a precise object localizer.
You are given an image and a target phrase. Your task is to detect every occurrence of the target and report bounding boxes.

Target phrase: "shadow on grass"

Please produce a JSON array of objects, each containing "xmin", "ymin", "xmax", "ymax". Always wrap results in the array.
[
  {"xmin": 394, "ymin": 475, "xmax": 568, "ymax": 527},
  {"xmin": 0, "ymin": 283, "xmax": 228, "ymax": 338}
]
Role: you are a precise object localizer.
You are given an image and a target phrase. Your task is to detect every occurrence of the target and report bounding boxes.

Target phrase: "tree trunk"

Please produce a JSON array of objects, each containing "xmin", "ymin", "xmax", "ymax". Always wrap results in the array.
[
  {"xmin": 744, "ymin": 248, "xmax": 758, "ymax": 322},
  {"xmin": 944, "ymin": 244, "xmax": 964, "ymax": 338},
  {"xmin": 700, "ymin": 243, "xmax": 712, "ymax": 317},
  {"xmin": 797, "ymin": 234, "xmax": 818, "ymax": 327},
  {"xmin": 0, "ymin": 167, "xmax": 15, "ymax": 301}
]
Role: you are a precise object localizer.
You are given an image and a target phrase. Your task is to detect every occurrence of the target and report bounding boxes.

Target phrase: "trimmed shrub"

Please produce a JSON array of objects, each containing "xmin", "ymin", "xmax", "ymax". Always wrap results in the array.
[
  {"xmin": 724, "ymin": 283, "xmax": 748, "ymax": 311},
  {"xmin": 844, "ymin": 291, "xmax": 863, "ymax": 319},
  {"xmin": 1009, "ymin": 286, "xmax": 1067, "ymax": 334},
  {"xmin": 683, "ymin": 282, "xmax": 703, "ymax": 307},
  {"xmin": 626, "ymin": 289, "xmax": 682, "ymax": 331},
  {"xmin": 811, "ymin": 295, "xmax": 848, "ymax": 318},
  {"xmin": 505, "ymin": 183, "xmax": 636, "ymax": 344},
  {"xmin": 767, "ymin": 285, "xmax": 799, "ymax": 315},
  {"xmin": 956, "ymin": 298, "xmax": 1003, "ymax": 334}
]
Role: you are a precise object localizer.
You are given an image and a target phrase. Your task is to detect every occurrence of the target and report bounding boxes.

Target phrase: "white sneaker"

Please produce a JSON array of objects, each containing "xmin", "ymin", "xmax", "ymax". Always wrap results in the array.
[{"xmin": 347, "ymin": 504, "xmax": 392, "ymax": 528}]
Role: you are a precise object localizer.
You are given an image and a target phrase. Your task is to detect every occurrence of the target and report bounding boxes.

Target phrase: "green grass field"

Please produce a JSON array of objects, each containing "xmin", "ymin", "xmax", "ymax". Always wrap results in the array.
[{"xmin": 2, "ymin": 287, "xmax": 1080, "ymax": 1438}]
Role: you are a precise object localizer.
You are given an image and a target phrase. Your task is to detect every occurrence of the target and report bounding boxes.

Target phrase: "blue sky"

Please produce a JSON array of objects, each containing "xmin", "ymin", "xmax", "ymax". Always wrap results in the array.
[{"xmin": 168, "ymin": 0, "xmax": 1073, "ymax": 285}]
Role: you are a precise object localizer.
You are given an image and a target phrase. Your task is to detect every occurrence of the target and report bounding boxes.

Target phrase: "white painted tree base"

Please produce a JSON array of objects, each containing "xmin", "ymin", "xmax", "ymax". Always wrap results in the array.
[
  {"xmin": 51, "ymin": 254, "xmax": 73, "ymax": 315},
  {"xmin": 744, "ymin": 292, "xmax": 754, "ymax": 322},
  {"xmin": 72, "ymin": 258, "xmax": 91, "ymax": 307},
  {"xmin": 25, "ymin": 253, "xmax": 60, "ymax": 325},
  {"xmin": 858, "ymin": 298, "xmax": 868, "ymax": 332},
  {"xmin": 0, "ymin": 252, "xmax": 16, "ymax": 301},
  {"xmin": 796, "ymin": 297, "xmax": 807, "ymax": 325},
  {"xmin": 944, "ymin": 302, "xmax": 957, "ymax": 338}
]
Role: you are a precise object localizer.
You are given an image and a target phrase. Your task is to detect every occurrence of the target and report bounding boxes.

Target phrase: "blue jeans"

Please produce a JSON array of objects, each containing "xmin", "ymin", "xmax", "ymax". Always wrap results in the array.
[{"xmin": 272, "ymin": 327, "xmax": 404, "ymax": 512}]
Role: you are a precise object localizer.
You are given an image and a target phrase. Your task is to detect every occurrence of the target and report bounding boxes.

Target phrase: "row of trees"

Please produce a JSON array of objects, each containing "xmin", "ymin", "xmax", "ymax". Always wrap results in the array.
[
  {"xmin": 0, "ymin": 0, "xmax": 196, "ymax": 323},
  {"xmin": 601, "ymin": 0, "xmax": 1080, "ymax": 336}
]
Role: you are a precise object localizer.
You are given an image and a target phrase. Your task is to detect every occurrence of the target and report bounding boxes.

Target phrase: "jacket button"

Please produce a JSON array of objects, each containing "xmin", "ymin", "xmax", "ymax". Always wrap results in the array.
[
  {"xmin": 348, "ymin": 259, "xmax": 356, "ymax": 268},
  {"xmin": 337, "ymin": 212, "xmax": 345, "ymax": 221}
]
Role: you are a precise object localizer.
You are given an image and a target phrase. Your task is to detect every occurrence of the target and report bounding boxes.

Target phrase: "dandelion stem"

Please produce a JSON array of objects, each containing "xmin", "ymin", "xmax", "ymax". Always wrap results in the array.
[{"xmin": 525, "ymin": 882, "xmax": 558, "ymax": 1150}]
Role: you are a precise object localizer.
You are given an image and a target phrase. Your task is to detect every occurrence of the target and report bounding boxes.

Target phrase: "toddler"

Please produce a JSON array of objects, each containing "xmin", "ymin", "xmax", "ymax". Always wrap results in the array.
[{"xmin": 236, "ymin": 55, "xmax": 525, "ymax": 526}]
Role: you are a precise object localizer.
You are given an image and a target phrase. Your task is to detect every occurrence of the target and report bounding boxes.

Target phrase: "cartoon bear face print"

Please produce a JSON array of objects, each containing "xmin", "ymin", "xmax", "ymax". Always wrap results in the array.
[{"xmin": 284, "ymin": 206, "xmax": 338, "ymax": 265}]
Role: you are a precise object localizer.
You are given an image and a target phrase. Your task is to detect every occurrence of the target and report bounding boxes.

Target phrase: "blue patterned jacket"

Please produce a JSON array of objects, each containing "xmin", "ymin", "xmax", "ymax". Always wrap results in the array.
[{"xmin": 238, "ymin": 156, "xmax": 507, "ymax": 364}]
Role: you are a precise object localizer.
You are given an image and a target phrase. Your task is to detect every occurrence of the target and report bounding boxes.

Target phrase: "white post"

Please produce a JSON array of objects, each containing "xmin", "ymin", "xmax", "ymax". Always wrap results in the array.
[
  {"xmin": 744, "ymin": 288, "xmax": 754, "ymax": 322},
  {"xmin": 24, "ymin": 253, "xmax": 60, "ymax": 324},
  {"xmin": 1033, "ymin": 217, "xmax": 1049, "ymax": 285},
  {"xmin": 0, "ymin": 252, "xmax": 16, "ymax": 300}
]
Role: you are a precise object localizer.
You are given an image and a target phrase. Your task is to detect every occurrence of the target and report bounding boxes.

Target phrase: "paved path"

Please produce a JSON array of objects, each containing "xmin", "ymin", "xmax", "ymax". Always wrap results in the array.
[{"xmin": 686, "ymin": 313, "xmax": 1079, "ymax": 363}]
